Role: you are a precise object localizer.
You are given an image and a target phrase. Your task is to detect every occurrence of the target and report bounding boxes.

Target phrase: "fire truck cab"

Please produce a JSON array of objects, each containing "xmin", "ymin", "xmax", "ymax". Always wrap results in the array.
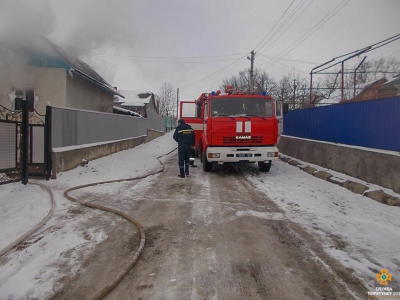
[{"xmin": 180, "ymin": 87, "xmax": 285, "ymax": 172}]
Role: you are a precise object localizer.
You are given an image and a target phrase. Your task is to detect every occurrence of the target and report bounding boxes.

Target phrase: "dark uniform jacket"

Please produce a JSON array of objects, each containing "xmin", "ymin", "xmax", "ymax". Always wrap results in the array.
[{"xmin": 173, "ymin": 123, "xmax": 195, "ymax": 152}]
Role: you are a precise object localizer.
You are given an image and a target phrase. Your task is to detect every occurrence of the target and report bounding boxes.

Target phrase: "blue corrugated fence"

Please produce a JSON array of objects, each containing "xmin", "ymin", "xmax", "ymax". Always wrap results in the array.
[{"xmin": 283, "ymin": 96, "xmax": 400, "ymax": 151}]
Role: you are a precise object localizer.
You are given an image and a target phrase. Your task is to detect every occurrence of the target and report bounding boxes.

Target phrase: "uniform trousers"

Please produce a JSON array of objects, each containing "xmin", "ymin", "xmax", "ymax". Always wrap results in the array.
[{"xmin": 178, "ymin": 150, "xmax": 191, "ymax": 177}]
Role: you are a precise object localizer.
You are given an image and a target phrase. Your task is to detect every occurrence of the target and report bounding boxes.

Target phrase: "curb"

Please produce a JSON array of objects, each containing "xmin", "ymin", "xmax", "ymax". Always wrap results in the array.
[{"xmin": 280, "ymin": 156, "xmax": 400, "ymax": 207}]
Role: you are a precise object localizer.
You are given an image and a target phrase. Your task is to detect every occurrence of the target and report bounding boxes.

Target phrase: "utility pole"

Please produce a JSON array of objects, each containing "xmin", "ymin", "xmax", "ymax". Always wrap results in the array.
[
  {"xmin": 293, "ymin": 66, "xmax": 296, "ymax": 110},
  {"xmin": 176, "ymin": 88, "xmax": 179, "ymax": 119},
  {"xmin": 248, "ymin": 50, "xmax": 255, "ymax": 93},
  {"xmin": 293, "ymin": 78, "xmax": 296, "ymax": 110}
]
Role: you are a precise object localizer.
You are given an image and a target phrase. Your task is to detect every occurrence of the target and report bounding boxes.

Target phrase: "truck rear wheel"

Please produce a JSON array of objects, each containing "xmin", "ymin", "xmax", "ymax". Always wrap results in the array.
[
  {"xmin": 203, "ymin": 154, "xmax": 212, "ymax": 172},
  {"xmin": 258, "ymin": 161, "xmax": 271, "ymax": 172}
]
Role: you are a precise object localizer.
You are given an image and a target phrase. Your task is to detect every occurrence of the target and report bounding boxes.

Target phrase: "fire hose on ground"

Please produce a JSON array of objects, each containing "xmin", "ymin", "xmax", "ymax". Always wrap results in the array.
[
  {"xmin": 63, "ymin": 147, "xmax": 177, "ymax": 300},
  {"xmin": 1, "ymin": 146, "xmax": 178, "ymax": 300}
]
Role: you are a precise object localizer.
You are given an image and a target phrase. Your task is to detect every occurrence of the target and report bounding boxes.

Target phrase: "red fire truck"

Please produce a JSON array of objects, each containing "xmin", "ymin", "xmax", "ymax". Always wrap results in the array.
[{"xmin": 180, "ymin": 87, "xmax": 286, "ymax": 172}]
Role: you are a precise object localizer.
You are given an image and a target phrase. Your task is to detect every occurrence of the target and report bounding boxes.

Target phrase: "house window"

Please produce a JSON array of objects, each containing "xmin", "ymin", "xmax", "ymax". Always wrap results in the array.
[{"xmin": 12, "ymin": 88, "xmax": 35, "ymax": 111}]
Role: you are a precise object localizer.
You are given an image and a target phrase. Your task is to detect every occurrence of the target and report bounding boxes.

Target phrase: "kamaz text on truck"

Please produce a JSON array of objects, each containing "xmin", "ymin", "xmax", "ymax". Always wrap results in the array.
[{"xmin": 180, "ymin": 86, "xmax": 287, "ymax": 172}]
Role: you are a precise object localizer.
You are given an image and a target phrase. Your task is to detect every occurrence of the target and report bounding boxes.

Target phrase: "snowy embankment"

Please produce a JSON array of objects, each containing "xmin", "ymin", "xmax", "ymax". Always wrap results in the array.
[{"xmin": 246, "ymin": 157, "xmax": 400, "ymax": 291}]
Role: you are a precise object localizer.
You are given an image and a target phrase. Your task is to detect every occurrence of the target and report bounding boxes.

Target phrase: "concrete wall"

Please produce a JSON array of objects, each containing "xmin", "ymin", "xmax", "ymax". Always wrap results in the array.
[
  {"xmin": 51, "ymin": 129, "xmax": 164, "ymax": 178},
  {"xmin": 278, "ymin": 135, "xmax": 400, "ymax": 194},
  {"xmin": 145, "ymin": 129, "xmax": 164, "ymax": 142}
]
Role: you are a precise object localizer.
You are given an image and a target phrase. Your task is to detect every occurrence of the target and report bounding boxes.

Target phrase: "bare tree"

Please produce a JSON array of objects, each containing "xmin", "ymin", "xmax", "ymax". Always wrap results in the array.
[
  {"xmin": 269, "ymin": 73, "xmax": 314, "ymax": 109},
  {"xmin": 221, "ymin": 68, "xmax": 316, "ymax": 109},
  {"xmin": 221, "ymin": 68, "xmax": 277, "ymax": 95},
  {"xmin": 311, "ymin": 57, "xmax": 400, "ymax": 103},
  {"xmin": 274, "ymin": 75, "xmax": 292, "ymax": 106},
  {"xmin": 221, "ymin": 71, "xmax": 248, "ymax": 92},
  {"xmin": 294, "ymin": 76, "xmax": 310, "ymax": 109},
  {"xmin": 219, "ymin": 57, "xmax": 399, "ymax": 109},
  {"xmin": 158, "ymin": 82, "xmax": 176, "ymax": 117},
  {"xmin": 254, "ymin": 69, "xmax": 277, "ymax": 96}
]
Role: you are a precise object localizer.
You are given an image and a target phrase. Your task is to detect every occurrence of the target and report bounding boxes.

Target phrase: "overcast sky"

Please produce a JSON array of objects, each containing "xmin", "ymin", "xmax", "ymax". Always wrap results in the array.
[{"xmin": 1, "ymin": 0, "xmax": 399, "ymax": 100}]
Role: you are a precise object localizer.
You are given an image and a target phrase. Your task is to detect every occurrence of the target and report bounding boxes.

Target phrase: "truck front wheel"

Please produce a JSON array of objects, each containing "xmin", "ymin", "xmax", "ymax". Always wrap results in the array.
[
  {"xmin": 203, "ymin": 154, "xmax": 212, "ymax": 172},
  {"xmin": 258, "ymin": 161, "xmax": 272, "ymax": 172}
]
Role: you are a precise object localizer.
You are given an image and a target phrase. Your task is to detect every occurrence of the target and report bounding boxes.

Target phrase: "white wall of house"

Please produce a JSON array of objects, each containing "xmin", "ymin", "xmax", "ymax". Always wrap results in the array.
[
  {"xmin": 0, "ymin": 66, "xmax": 114, "ymax": 114},
  {"xmin": 0, "ymin": 66, "xmax": 66, "ymax": 115},
  {"xmin": 66, "ymin": 74, "xmax": 114, "ymax": 113}
]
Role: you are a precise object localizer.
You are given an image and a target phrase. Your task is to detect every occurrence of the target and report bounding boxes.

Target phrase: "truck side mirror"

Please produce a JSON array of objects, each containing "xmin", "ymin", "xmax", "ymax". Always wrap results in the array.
[{"xmin": 283, "ymin": 103, "xmax": 289, "ymax": 114}]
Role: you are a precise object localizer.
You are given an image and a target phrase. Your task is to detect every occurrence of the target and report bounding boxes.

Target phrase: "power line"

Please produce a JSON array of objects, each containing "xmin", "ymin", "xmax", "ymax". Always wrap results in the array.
[
  {"xmin": 198, "ymin": 0, "xmax": 309, "ymax": 95},
  {"xmin": 367, "ymin": 40, "xmax": 400, "ymax": 59},
  {"xmin": 257, "ymin": 56, "xmax": 295, "ymax": 74},
  {"xmin": 314, "ymin": 34, "xmax": 400, "ymax": 73},
  {"xmin": 258, "ymin": 53, "xmax": 319, "ymax": 65},
  {"xmin": 258, "ymin": 0, "xmax": 351, "ymax": 70},
  {"xmin": 257, "ymin": 0, "xmax": 313, "ymax": 54},
  {"xmin": 388, "ymin": 47, "xmax": 400, "ymax": 57},
  {"xmin": 180, "ymin": 56, "xmax": 247, "ymax": 89},
  {"xmin": 181, "ymin": 60, "xmax": 250, "ymax": 98},
  {"xmin": 253, "ymin": 0, "xmax": 296, "ymax": 52},
  {"xmin": 87, "ymin": 53, "xmax": 246, "ymax": 64},
  {"xmin": 181, "ymin": 67, "xmax": 249, "ymax": 98},
  {"xmin": 88, "ymin": 51, "xmax": 247, "ymax": 60}
]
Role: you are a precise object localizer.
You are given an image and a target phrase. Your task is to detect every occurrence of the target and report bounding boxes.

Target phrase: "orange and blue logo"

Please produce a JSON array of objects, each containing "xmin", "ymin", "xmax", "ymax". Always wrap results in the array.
[{"xmin": 376, "ymin": 270, "xmax": 392, "ymax": 285}]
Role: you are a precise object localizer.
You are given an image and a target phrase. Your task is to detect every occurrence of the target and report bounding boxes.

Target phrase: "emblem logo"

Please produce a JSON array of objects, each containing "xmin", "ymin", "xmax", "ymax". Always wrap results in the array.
[
  {"xmin": 236, "ymin": 136, "xmax": 251, "ymax": 140},
  {"xmin": 376, "ymin": 270, "xmax": 392, "ymax": 285}
]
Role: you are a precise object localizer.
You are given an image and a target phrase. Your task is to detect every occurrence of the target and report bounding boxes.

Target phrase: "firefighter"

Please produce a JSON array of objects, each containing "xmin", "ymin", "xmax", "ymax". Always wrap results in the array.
[{"xmin": 173, "ymin": 119, "xmax": 196, "ymax": 178}]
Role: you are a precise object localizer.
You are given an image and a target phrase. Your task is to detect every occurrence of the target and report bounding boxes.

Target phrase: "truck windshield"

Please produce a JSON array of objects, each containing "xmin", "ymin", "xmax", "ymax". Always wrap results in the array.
[{"xmin": 210, "ymin": 98, "xmax": 273, "ymax": 117}]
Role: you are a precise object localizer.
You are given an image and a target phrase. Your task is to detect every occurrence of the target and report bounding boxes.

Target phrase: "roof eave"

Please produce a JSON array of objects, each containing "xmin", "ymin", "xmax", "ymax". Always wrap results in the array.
[{"xmin": 70, "ymin": 68, "xmax": 125, "ymax": 98}]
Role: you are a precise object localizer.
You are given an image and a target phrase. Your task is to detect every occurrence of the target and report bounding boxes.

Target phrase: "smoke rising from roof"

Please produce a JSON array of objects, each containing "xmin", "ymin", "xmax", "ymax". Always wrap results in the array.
[
  {"xmin": 0, "ymin": 0, "xmax": 140, "ymax": 82},
  {"xmin": 1, "ymin": 0, "xmax": 400, "ymax": 97},
  {"xmin": 0, "ymin": 0, "xmax": 139, "ymax": 52},
  {"xmin": 49, "ymin": 0, "xmax": 138, "ymax": 55},
  {"xmin": 0, "ymin": 1, "xmax": 55, "ymax": 67},
  {"xmin": 0, "ymin": 1, "xmax": 55, "ymax": 46}
]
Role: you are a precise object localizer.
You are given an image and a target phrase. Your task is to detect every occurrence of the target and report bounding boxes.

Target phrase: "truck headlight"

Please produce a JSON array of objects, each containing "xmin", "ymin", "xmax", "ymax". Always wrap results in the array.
[
  {"xmin": 267, "ymin": 152, "xmax": 278, "ymax": 157},
  {"xmin": 208, "ymin": 153, "xmax": 220, "ymax": 158}
]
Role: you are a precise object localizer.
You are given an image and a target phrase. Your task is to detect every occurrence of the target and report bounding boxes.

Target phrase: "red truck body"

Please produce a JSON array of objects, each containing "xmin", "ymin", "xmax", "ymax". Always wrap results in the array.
[{"xmin": 180, "ymin": 88, "xmax": 284, "ymax": 172}]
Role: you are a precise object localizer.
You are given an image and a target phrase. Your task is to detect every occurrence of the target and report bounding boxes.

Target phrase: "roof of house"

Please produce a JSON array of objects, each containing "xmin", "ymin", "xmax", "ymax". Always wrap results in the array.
[
  {"xmin": 42, "ymin": 37, "xmax": 124, "ymax": 98},
  {"xmin": 113, "ymin": 106, "xmax": 143, "ymax": 118},
  {"xmin": 381, "ymin": 74, "xmax": 400, "ymax": 88},
  {"xmin": 115, "ymin": 90, "xmax": 153, "ymax": 107},
  {"xmin": 0, "ymin": 35, "xmax": 124, "ymax": 98},
  {"xmin": 358, "ymin": 78, "xmax": 387, "ymax": 91}
]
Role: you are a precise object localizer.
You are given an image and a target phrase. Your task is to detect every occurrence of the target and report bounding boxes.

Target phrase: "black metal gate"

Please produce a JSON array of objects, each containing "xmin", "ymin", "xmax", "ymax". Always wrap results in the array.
[{"xmin": 0, "ymin": 104, "xmax": 51, "ymax": 184}]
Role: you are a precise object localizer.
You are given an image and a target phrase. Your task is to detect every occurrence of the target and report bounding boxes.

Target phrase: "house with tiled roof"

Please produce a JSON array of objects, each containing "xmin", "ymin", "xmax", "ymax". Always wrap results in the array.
[
  {"xmin": 0, "ymin": 36, "xmax": 123, "ymax": 115},
  {"xmin": 351, "ymin": 75, "xmax": 400, "ymax": 101}
]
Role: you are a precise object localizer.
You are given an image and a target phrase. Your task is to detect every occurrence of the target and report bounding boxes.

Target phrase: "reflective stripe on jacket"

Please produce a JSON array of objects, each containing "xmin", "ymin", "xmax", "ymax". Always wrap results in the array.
[{"xmin": 173, "ymin": 124, "xmax": 195, "ymax": 152}]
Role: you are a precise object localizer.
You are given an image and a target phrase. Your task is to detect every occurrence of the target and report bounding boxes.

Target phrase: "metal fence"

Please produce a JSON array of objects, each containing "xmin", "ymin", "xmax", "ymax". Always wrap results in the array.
[
  {"xmin": 0, "ymin": 120, "xmax": 18, "ymax": 172},
  {"xmin": 51, "ymin": 106, "xmax": 166, "ymax": 148},
  {"xmin": 283, "ymin": 96, "xmax": 400, "ymax": 152},
  {"xmin": 0, "ymin": 109, "xmax": 49, "ymax": 183},
  {"xmin": 164, "ymin": 116, "xmax": 176, "ymax": 132},
  {"xmin": 147, "ymin": 109, "xmax": 166, "ymax": 133}
]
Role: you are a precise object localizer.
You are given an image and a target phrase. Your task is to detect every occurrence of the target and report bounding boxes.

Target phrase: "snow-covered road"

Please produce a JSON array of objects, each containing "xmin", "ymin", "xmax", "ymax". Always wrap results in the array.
[{"xmin": 0, "ymin": 132, "xmax": 399, "ymax": 299}]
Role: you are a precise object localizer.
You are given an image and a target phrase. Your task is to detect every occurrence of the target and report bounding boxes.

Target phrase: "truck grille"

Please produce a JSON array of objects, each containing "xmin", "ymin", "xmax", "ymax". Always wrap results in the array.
[{"xmin": 223, "ymin": 136, "xmax": 264, "ymax": 144}]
